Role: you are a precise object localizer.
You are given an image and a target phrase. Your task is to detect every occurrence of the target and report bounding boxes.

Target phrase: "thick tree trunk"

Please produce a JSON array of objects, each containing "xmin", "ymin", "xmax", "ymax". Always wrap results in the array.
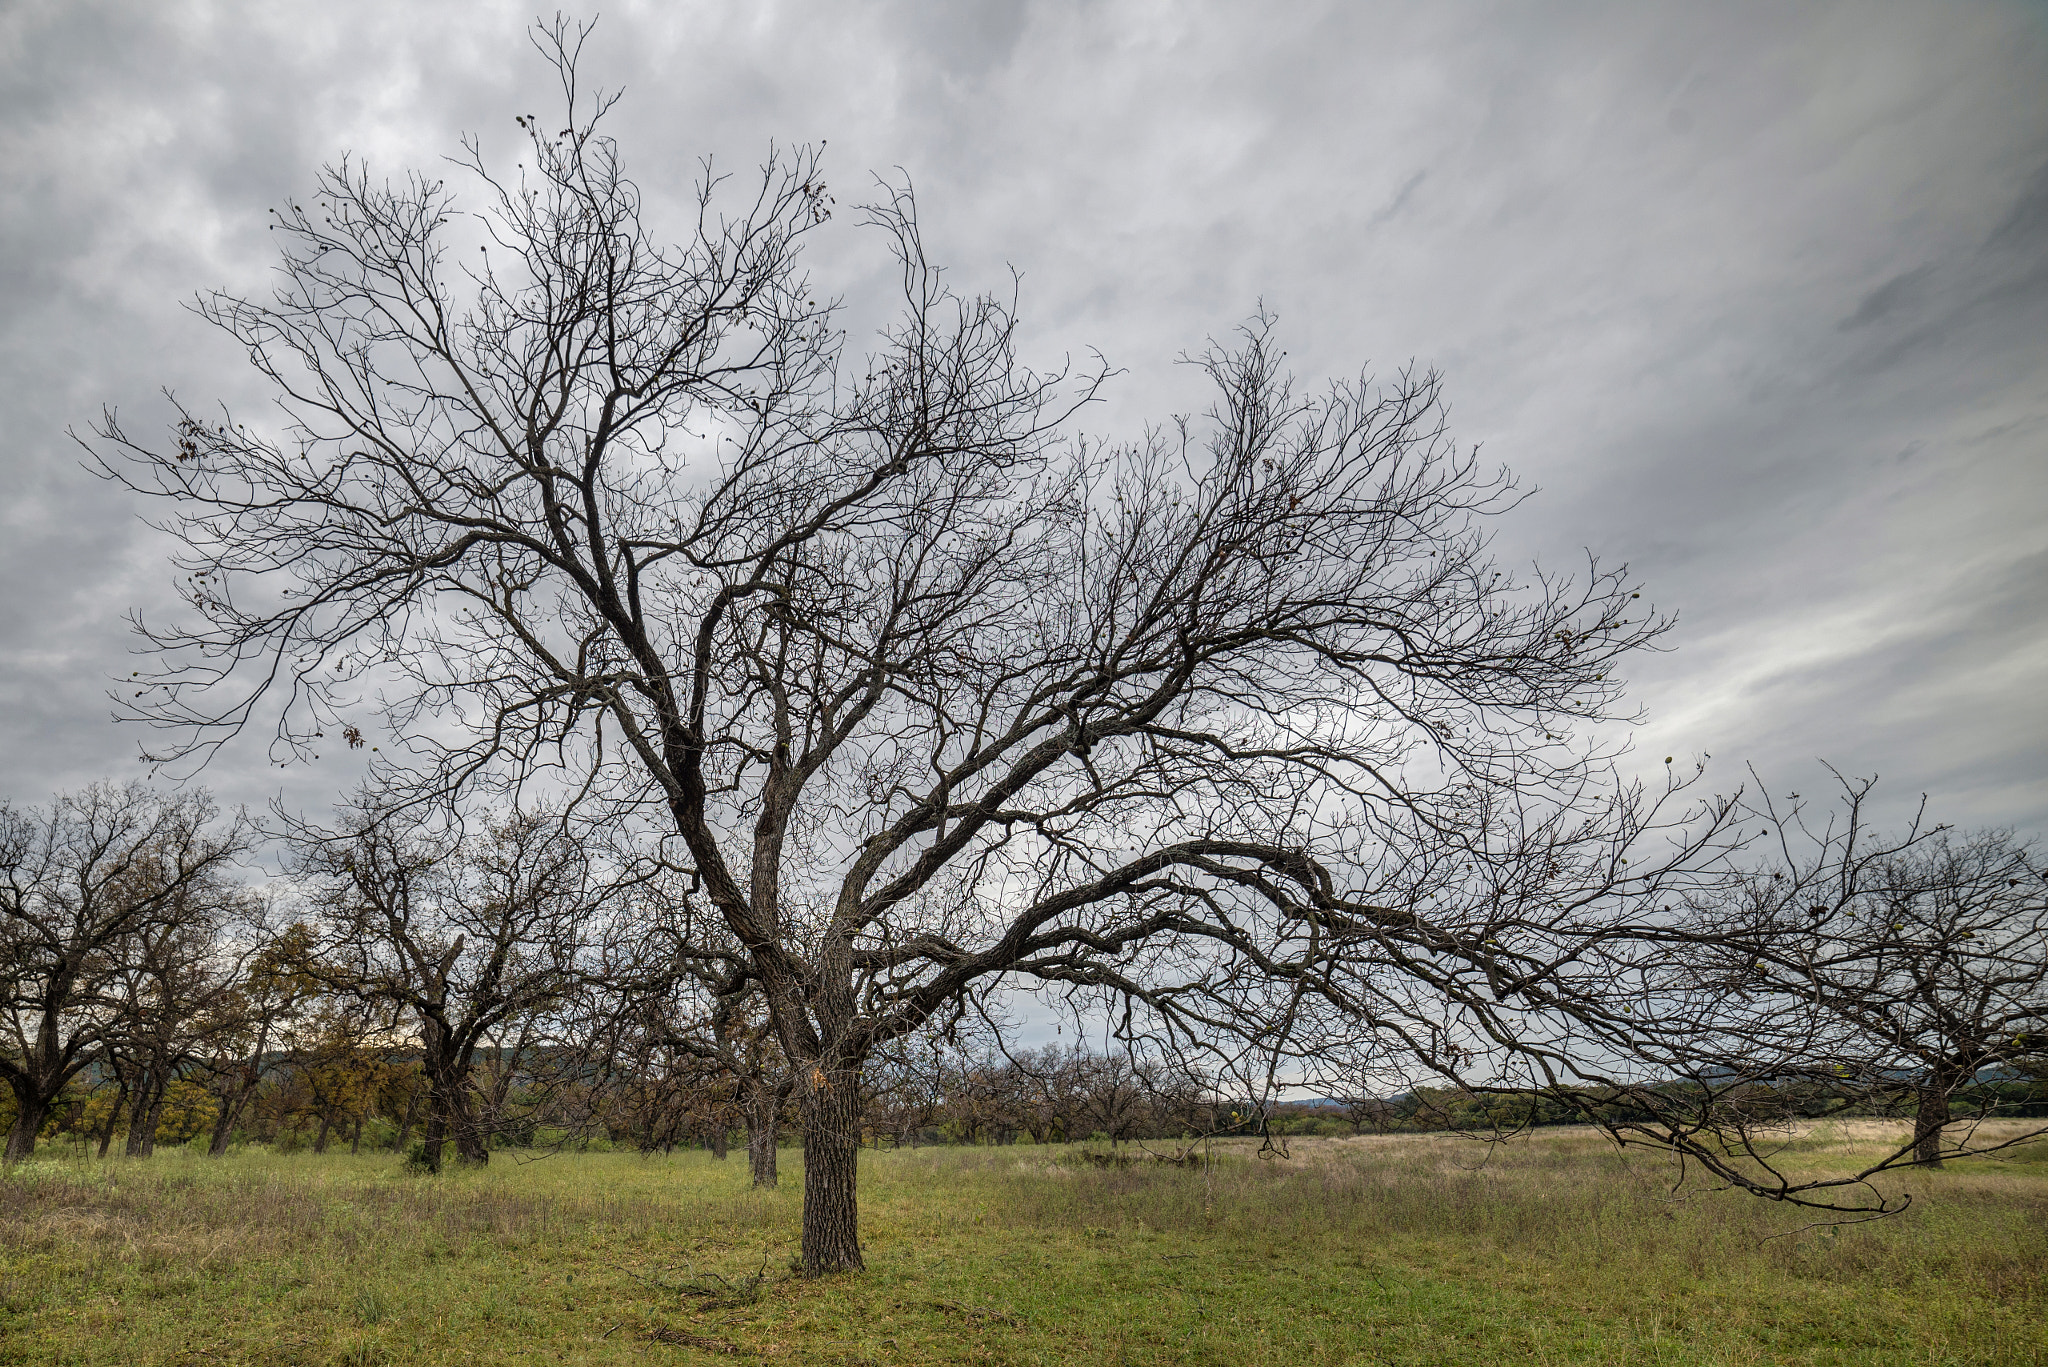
[
  {"xmin": 428, "ymin": 1066, "xmax": 488, "ymax": 1166},
  {"xmin": 418, "ymin": 1106, "xmax": 448, "ymax": 1173},
  {"xmin": 416, "ymin": 1021, "xmax": 487, "ymax": 1165},
  {"xmin": 415, "ymin": 1029, "xmax": 487, "ymax": 1168},
  {"xmin": 1913, "ymin": 1085, "xmax": 1952, "ymax": 1167},
  {"xmin": 314, "ymin": 1113, "xmax": 333, "ymax": 1154},
  {"xmin": 799, "ymin": 1066, "xmax": 864, "ymax": 1274},
  {"xmin": 5, "ymin": 1090, "xmax": 50, "ymax": 1162},
  {"xmin": 451, "ymin": 1104, "xmax": 489, "ymax": 1164},
  {"xmin": 416, "ymin": 1088, "xmax": 488, "ymax": 1169},
  {"xmin": 350, "ymin": 1115, "xmax": 364, "ymax": 1154}
]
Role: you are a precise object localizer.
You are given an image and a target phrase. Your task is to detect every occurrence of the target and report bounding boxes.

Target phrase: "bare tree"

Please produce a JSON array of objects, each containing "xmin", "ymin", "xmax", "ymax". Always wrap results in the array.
[
  {"xmin": 196, "ymin": 923, "xmax": 318, "ymax": 1157},
  {"xmin": 101, "ymin": 879, "xmax": 271, "ymax": 1158},
  {"xmin": 108, "ymin": 917, "xmax": 219, "ymax": 1156},
  {"xmin": 285, "ymin": 800, "xmax": 607, "ymax": 1171},
  {"xmin": 689, "ymin": 980, "xmax": 791, "ymax": 1185},
  {"xmin": 1683, "ymin": 786, "xmax": 2047, "ymax": 1170},
  {"xmin": 609, "ymin": 905, "xmax": 793, "ymax": 1184},
  {"xmin": 0, "ymin": 785, "xmax": 246, "ymax": 1160},
  {"xmin": 1348, "ymin": 777, "xmax": 2048, "ymax": 1216},
  {"xmin": 855, "ymin": 1041, "xmax": 1222, "ymax": 1149},
  {"xmin": 1001, "ymin": 1047, "xmax": 1084, "ymax": 1145},
  {"xmin": 90, "ymin": 22, "xmax": 1724, "ymax": 1268},
  {"xmin": 863, "ymin": 1042, "xmax": 950, "ymax": 1149}
]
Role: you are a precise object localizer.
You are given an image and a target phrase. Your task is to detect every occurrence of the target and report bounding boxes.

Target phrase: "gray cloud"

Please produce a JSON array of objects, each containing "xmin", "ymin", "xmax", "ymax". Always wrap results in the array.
[
  {"xmin": 1839, "ymin": 264, "xmax": 1934, "ymax": 331},
  {"xmin": 2, "ymin": 0, "xmax": 2042, "ymax": 839}
]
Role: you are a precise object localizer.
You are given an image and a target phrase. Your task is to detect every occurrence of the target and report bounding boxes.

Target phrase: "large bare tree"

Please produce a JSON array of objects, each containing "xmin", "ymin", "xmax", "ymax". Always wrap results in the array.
[{"xmin": 91, "ymin": 23, "xmax": 1717, "ymax": 1268}]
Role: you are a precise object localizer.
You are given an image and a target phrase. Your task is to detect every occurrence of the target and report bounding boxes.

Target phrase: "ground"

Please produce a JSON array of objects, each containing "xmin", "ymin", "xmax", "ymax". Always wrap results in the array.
[{"xmin": 1, "ymin": 1123, "xmax": 2043, "ymax": 1365}]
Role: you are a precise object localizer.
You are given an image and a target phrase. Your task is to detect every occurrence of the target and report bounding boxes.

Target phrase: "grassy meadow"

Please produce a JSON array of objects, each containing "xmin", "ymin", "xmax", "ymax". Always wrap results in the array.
[{"xmin": 1, "ymin": 1123, "xmax": 2043, "ymax": 1366}]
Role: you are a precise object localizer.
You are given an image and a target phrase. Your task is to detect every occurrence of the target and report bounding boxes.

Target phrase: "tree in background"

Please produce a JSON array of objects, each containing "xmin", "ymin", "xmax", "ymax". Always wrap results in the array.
[
  {"xmin": 615, "ymin": 894, "xmax": 795, "ymax": 1184},
  {"xmin": 104, "ymin": 890, "xmax": 252, "ymax": 1157},
  {"xmin": 1684, "ymin": 786, "xmax": 2047, "ymax": 1170},
  {"xmin": 1341, "ymin": 776, "xmax": 2048, "ymax": 1215},
  {"xmin": 195, "ymin": 923, "xmax": 319, "ymax": 1157},
  {"xmin": 277, "ymin": 1000, "xmax": 392, "ymax": 1154},
  {"xmin": 286, "ymin": 800, "xmax": 612, "ymax": 1171},
  {"xmin": 0, "ymin": 785, "xmax": 246, "ymax": 1160},
  {"xmin": 584, "ymin": 930, "xmax": 787, "ymax": 1177}
]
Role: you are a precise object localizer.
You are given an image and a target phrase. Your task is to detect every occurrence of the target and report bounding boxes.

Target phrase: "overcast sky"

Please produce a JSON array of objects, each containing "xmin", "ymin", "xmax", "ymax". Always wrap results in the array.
[{"xmin": 2, "ymin": 0, "xmax": 2043, "ymax": 842}]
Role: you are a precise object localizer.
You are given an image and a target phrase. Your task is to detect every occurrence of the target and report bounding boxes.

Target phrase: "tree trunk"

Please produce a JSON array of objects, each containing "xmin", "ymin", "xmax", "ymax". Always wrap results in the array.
[
  {"xmin": 206, "ymin": 1067, "xmax": 259, "ymax": 1158},
  {"xmin": 98, "ymin": 1079, "xmax": 129, "ymax": 1160},
  {"xmin": 798, "ymin": 1065, "xmax": 863, "ymax": 1274},
  {"xmin": 1913, "ymin": 1085, "xmax": 1953, "ymax": 1167},
  {"xmin": 393, "ymin": 1077, "xmax": 423, "ymax": 1152},
  {"xmin": 209, "ymin": 1019, "xmax": 271, "ymax": 1159},
  {"xmin": 4, "ymin": 1090, "xmax": 50, "ymax": 1162},
  {"xmin": 350, "ymin": 1115, "xmax": 364, "ymax": 1154},
  {"xmin": 417, "ymin": 1104, "xmax": 449, "ymax": 1173},
  {"xmin": 711, "ymin": 1118, "xmax": 728, "ymax": 1160},
  {"xmin": 127, "ymin": 1073, "xmax": 169, "ymax": 1164},
  {"xmin": 417, "ymin": 1020, "xmax": 486, "ymax": 1165},
  {"xmin": 452, "ymin": 1105, "xmax": 489, "ymax": 1164},
  {"xmin": 124, "ymin": 1073, "xmax": 154, "ymax": 1164},
  {"xmin": 427, "ymin": 1064, "xmax": 487, "ymax": 1166},
  {"xmin": 746, "ymin": 1081, "xmax": 783, "ymax": 1189},
  {"xmin": 314, "ymin": 1112, "xmax": 333, "ymax": 1154},
  {"xmin": 207, "ymin": 1093, "xmax": 236, "ymax": 1156},
  {"xmin": 140, "ymin": 1089, "xmax": 168, "ymax": 1156}
]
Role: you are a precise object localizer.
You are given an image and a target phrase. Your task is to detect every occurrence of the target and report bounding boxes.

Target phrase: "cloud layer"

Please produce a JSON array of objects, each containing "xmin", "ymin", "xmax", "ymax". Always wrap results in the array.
[{"xmin": 2, "ymin": 0, "xmax": 2042, "ymax": 836}]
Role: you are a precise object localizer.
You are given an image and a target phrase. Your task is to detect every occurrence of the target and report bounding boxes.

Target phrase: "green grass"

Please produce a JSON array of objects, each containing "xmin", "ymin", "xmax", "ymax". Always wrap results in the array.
[{"xmin": 2, "ymin": 1123, "xmax": 2044, "ymax": 1365}]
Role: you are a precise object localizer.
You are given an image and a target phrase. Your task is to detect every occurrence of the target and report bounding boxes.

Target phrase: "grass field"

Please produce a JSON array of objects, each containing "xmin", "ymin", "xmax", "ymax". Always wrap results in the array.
[{"xmin": 2, "ymin": 1123, "xmax": 2043, "ymax": 1365}]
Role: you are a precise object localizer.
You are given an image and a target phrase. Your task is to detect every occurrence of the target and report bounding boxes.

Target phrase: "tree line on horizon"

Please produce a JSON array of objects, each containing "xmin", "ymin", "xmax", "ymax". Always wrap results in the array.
[{"xmin": 4, "ymin": 779, "xmax": 2044, "ymax": 1186}]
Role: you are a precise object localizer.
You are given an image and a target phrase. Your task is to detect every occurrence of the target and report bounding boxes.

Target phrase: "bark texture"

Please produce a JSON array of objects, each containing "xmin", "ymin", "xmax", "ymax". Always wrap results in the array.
[
  {"xmin": 1913, "ymin": 1085, "xmax": 1953, "ymax": 1167},
  {"xmin": 746, "ymin": 1080, "xmax": 785, "ymax": 1189},
  {"xmin": 4, "ymin": 1093, "xmax": 49, "ymax": 1163},
  {"xmin": 798, "ymin": 1067, "xmax": 863, "ymax": 1274},
  {"xmin": 420, "ymin": 1029, "xmax": 489, "ymax": 1168}
]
